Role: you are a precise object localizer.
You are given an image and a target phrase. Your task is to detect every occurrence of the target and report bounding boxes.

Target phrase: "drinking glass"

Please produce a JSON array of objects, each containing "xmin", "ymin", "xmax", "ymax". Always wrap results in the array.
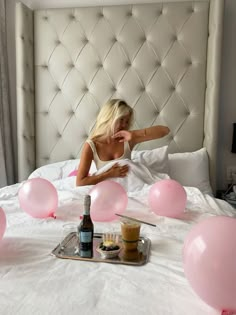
[
  {"xmin": 60, "ymin": 223, "xmax": 79, "ymax": 253},
  {"xmin": 120, "ymin": 219, "xmax": 141, "ymax": 251}
]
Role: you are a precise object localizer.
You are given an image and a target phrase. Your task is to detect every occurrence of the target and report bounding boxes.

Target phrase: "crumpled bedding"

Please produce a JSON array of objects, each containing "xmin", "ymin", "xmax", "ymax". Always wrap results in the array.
[{"xmin": 0, "ymin": 161, "xmax": 234, "ymax": 315}]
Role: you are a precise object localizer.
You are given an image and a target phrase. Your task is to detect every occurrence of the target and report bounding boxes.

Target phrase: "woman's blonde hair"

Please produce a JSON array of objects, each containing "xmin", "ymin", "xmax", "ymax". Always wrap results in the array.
[{"xmin": 90, "ymin": 99, "xmax": 134, "ymax": 139}]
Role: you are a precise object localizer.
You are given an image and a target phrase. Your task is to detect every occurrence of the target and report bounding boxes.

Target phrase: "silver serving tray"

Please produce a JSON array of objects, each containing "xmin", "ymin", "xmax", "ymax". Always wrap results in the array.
[{"xmin": 51, "ymin": 232, "xmax": 151, "ymax": 266}]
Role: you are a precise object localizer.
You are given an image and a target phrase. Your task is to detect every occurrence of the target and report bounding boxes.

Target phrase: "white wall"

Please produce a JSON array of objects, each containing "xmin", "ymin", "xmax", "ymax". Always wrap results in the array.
[{"xmin": 6, "ymin": 0, "xmax": 236, "ymax": 190}]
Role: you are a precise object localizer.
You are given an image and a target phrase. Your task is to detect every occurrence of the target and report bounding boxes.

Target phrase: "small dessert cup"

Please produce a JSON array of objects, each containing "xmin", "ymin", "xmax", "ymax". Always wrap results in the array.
[{"xmin": 96, "ymin": 233, "xmax": 121, "ymax": 259}]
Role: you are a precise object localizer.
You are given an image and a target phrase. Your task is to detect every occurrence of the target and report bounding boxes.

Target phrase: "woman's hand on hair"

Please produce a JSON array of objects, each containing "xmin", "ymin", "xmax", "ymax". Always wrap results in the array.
[
  {"xmin": 112, "ymin": 130, "xmax": 132, "ymax": 142},
  {"xmin": 107, "ymin": 163, "xmax": 129, "ymax": 178}
]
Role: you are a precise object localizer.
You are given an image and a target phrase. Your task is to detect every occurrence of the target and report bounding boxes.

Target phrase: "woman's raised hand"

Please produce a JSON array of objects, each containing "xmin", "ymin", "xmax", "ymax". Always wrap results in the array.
[
  {"xmin": 107, "ymin": 163, "xmax": 129, "ymax": 178},
  {"xmin": 112, "ymin": 130, "xmax": 132, "ymax": 142}
]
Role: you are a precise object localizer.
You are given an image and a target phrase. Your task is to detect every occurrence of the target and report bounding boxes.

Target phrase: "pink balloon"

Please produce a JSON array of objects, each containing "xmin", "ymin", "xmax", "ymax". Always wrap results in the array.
[
  {"xmin": 68, "ymin": 170, "xmax": 78, "ymax": 177},
  {"xmin": 89, "ymin": 180, "xmax": 128, "ymax": 222},
  {"xmin": 0, "ymin": 208, "xmax": 6, "ymax": 241},
  {"xmin": 148, "ymin": 179, "xmax": 186, "ymax": 218},
  {"xmin": 68, "ymin": 170, "xmax": 90, "ymax": 177},
  {"xmin": 183, "ymin": 216, "xmax": 236, "ymax": 312},
  {"xmin": 18, "ymin": 178, "xmax": 58, "ymax": 218}
]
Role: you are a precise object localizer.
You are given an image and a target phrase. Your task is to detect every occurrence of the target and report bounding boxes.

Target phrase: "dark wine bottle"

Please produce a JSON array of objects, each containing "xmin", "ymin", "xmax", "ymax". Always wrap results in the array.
[{"xmin": 78, "ymin": 195, "xmax": 94, "ymax": 258}]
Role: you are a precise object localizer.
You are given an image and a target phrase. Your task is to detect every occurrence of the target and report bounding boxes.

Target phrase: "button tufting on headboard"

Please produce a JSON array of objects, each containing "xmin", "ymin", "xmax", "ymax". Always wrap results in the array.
[{"xmin": 16, "ymin": 1, "xmax": 225, "ymax": 194}]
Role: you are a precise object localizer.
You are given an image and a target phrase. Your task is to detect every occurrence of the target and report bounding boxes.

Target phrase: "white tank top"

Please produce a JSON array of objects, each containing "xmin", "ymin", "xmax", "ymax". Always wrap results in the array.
[{"xmin": 86, "ymin": 139, "xmax": 131, "ymax": 170}]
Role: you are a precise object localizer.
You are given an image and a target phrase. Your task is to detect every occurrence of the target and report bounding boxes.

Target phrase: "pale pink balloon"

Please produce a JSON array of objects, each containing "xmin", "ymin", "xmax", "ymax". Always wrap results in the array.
[
  {"xmin": 18, "ymin": 178, "xmax": 58, "ymax": 218},
  {"xmin": 183, "ymin": 216, "xmax": 236, "ymax": 312},
  {"xmin": 148, "ymin": 179, "xmax": 186, "ymax": 218},
  {"xmin": 68, "ymin": 170, "xmax": 90, "ymax": 177},
  {"xmin": 0, "ymin": 207, "xmax": 6, "ymax": 241},
  {"xmin": 68, "ymin": 170, "xmax": 78, "ymax": 177},
  {"xmin": 89, "ymin": 180, "xmax": 128, "ymax": 222}
]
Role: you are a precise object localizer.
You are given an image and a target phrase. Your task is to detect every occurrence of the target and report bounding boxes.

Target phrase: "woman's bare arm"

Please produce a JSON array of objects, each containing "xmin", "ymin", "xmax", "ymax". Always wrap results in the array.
[
  {"xmin": 113, "ymin": 125, "xmax": 170, "ymax": 149},
  {"xmin": 76, "ymin": 142, "xmax": 129, "ymax": 186}
]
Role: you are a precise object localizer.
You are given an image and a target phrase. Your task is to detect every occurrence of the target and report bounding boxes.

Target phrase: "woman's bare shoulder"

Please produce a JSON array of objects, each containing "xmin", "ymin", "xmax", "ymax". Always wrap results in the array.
[{"xmin": 82, "ymin": 141, "xmax": 93, "ymax": 154}]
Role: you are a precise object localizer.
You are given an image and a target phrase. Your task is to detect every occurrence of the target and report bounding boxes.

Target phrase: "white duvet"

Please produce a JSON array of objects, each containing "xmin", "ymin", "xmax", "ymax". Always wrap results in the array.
[{"xmin": 0, "ymin": 160, "xmax": 234, "ymax": 315}]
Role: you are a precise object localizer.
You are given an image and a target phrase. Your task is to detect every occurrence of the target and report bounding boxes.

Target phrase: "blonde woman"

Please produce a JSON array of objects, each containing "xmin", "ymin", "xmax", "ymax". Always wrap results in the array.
[{"xmin": 76, "ymin": 99, "xmax": 170, "ymax": 186}]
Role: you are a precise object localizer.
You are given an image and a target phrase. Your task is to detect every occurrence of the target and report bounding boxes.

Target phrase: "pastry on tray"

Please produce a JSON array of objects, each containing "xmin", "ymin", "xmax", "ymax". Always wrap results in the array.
[{"xmin": 96, "ymin": 233, "xmax": 121, "ymax": 259}]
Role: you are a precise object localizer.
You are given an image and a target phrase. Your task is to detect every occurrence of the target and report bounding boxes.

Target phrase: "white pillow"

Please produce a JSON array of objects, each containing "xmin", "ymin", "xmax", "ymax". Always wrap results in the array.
[
  {"xmin": 131, "ymin": 145, "xmax": 169, "ymax": 174},
  {"xmin": 28, "ymin": 159, "xmax": 97, "ymax": 181},
  {"xmin": 168, "ymin": 148, "xmax": 213, "ymax": 195}
]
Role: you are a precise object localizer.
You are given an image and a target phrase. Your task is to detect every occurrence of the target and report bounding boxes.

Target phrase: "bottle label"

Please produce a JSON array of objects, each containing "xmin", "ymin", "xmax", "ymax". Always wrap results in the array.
[
  {"xmin": 80, "ymin": 249, "xmax": 93, "ymax": 258},
  {"xmin": 80, "ymin": 231, "xmax": 92, "ymax": 243},
  {"xmin": 84, "ymin": 208, "xmax": 90, "ymax": 215}
]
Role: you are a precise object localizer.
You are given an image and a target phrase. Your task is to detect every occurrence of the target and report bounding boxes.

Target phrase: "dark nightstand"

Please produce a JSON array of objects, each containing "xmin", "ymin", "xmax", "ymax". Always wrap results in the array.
[{"xmin": 216, "ymin": 188, "xmax": 236, "ymax": 209}]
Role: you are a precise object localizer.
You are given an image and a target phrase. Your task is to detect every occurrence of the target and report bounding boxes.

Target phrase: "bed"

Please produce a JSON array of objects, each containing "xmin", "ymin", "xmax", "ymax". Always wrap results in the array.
[{"xmin": 0, "ymin": 0, "xmax": 234, "ymax": 314}]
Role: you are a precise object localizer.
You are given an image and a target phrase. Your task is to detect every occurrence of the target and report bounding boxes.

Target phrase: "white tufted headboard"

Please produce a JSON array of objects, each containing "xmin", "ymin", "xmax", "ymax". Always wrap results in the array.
[{"xmin": 15, "ymin": 0, "xmax": 224, "ymax": 194}]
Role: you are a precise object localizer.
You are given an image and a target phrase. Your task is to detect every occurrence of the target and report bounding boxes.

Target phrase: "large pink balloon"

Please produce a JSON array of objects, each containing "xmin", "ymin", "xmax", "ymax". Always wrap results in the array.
[
  {"xmin": 18, "ymin": 178, "xmax": 58, "ymax": 218},
  {"xmin": 183, "ymin": 216, "xmax": 236, "ymax": 312},
  {"xmin": 90, "ymin": 180, "xmax": 128, "ymax": 222},
  {"xmin": 148, "ymin": 179, "xmax": 186, "ymax": 218},
  {"xmin": 0, "ymin": 208, "xmax": 6, "ymax": 241}
]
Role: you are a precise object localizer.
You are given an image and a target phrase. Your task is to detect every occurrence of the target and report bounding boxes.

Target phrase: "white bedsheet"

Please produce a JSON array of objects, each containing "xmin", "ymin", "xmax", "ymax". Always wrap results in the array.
[{"xmin": 0, "ymin": 162, "xmax": 234, "ymax": 315}]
